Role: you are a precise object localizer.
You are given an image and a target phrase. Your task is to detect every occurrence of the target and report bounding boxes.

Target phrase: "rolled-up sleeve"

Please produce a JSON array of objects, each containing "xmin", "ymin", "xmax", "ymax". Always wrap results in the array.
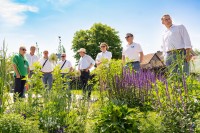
[
  {"xmin": 180, "ymin": 25, "xmax": 192, "ymax": 49},
  {"xmin": 88, "ymin": 56, "xmax": 95, "ymax": 65}
]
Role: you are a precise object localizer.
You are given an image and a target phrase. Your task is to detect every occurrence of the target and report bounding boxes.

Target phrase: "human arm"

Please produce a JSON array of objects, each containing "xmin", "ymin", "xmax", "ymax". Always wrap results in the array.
[
  {"xmin": 86, "ymin": 56, "xmax": 95, "ymax": 72},
  {"xmin": 140, "ymin": 52, "xmax": 144, "ymax": 62},
  {"xmin": 13, "ymin": 64, "xmax": 20, "ymax": 78},
  {"xmin": 180, "ymin": 25, "xmax": 192, "ymax": 62}
]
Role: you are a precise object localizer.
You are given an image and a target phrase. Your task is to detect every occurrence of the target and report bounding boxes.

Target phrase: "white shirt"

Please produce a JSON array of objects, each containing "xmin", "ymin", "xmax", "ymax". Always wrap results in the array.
[
  {"xmin": 96, "ymin": 51, "xmax": 112, "ymax": 61},
  {"xmin": 39, "ymin": 58, "xmax": 54, "ymax": 72},
  {"xmin": 122, "ymin": 42, "xmax": 143, "ymax": 62},
  {"xmin": 78, "ymin": 54, "xmax": 95, "ymax": 70},
  {"xmin": 26, "ymin": 54, "xmax": 39, "ymax": 70},
  {"xmin": 162, "ymin": 24, "xmax": 192, "ymax": 53},
  {"xmin": 57, "ymin": 60, "xmax": 72, "ymax": 73}
]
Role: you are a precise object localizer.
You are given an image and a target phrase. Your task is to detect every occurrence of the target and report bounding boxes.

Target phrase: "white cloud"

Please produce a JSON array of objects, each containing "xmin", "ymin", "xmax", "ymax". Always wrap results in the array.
[{"xmin": 0, "ymin": 0, "xmax": 38, "ymax": 26}]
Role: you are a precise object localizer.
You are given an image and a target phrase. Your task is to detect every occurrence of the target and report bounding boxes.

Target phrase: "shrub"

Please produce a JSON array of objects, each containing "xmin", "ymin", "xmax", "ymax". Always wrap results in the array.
[
  {"xmin": 93, "ymin": 102, "xmax": 142, "ymax": 133},
  {"xmin": 139, "ymin": 112, "xmax": 166, "ymax": 133},
  {"xmin": 0, "ymin": 113, "xmax": 41, "ymax": 133}
]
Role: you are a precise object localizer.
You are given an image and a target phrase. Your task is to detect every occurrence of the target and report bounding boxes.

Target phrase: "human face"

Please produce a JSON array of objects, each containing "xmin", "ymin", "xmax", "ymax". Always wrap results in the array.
[
  {"xmin": 162, "ymin": 15, "xmax": 172, "ymax": 28},
  {"xmin": 30, "ymin": 47, "xmax": 36, "ymax": 54},
  {"xmin": 20, "ymin": 47, "xmax": 27, "ymax": 55},
  {"xmin": 125, "ymin": 36, "xmax": 133, "ymax": 44},
  {"xmin": 79, "ymin": 52, "xmax": 85, "ymax": 57},
  {"xmin": 100, "ymin": 45, "xmax": 107, "ymax": 52},
  {"xmin": 43, "ymin": 51, "xmax": 48, "ymax": 58},
  {"xmin": 61, "ymin": 54, "xmax": 66, "ymax": 61}
]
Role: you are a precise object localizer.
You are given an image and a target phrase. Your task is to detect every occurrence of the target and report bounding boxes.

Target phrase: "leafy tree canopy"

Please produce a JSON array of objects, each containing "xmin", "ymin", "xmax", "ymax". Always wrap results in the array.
[{"xmin": 72, "ymin": 23, "xmax": 122, "ymax": 63}]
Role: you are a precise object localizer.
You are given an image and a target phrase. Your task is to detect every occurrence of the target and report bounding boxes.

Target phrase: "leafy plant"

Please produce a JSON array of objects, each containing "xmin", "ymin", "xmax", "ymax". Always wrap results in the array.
[
  {"xmin": 94, "ymin": 102, "xmax": 142, "ymax": 133},
  {"xmin": 139, "ymin": 112, "xmax": 166, "ymax": 133},
  {"xmin": 0, "ymin": 113, "xmax": 41, "ymax": 133}
]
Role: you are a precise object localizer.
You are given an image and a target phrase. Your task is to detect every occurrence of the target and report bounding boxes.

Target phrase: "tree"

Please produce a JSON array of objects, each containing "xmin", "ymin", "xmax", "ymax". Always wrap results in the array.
[{"xmin": 72, "ymin": 23, "xmax": 122, "ymax": 63}]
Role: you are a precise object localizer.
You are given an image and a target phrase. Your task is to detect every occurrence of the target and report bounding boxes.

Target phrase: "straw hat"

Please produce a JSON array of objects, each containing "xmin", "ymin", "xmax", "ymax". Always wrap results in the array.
[{"xmin": 77, "ymin": 48, "xmax": 86, "ymax": 53}]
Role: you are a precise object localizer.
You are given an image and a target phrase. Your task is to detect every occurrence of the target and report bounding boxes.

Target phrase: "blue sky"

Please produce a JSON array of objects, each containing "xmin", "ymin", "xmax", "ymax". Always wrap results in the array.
[{"xmin": 0, "ymin": 0, "xmax": 200, "ymax": 65}]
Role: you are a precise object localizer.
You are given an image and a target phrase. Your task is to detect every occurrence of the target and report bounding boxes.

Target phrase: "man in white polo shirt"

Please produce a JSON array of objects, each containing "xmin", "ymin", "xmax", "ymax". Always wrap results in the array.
[
  {"xmin": 78, "ymin": 48, "xmax": 95, "ymax": 99},
  {"xmin": 122, "ymin": 33, "xmax": 144, "ymax": 71},
  {"xmin": 26, "ymin": 46, "xmax": 39, "ymax": 77},
  {"xmin": 39, "ymin": 50, "xmax": 54, "ymax": 90},
  {"xmin": 161, "ymin": 14, "xmax": 192, "ymax": 75}
]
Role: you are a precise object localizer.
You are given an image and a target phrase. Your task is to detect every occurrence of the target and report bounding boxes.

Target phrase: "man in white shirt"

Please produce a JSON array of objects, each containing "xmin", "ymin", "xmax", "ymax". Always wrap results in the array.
[
  {"xmin": 39, "ymin": 50, "xmax": 54, "ymax": 89},
  {"xmin": 78, "ymin": 48, "xmax": 95, "ymax": 99},
  {"xmin": 26, "ymin": 46, "xmax": 39, "ymax": 77},
  {"xmin": 161, "ymin": 14, "xmax": 192, "ymax": 74},
  {"xmin": 122, "ymin": 33, "xmax": 144, "ymax": 71},
  {"xmin": 96, "ymin": 42, "xmax": 112, "ymax": 66},
  {"xmin": 57, "ymin": 53, "xmax": 73, "ymax": 89},
  {"xmin": 58, "ymin": 53, "xmax": 73, "ymax": 74}
]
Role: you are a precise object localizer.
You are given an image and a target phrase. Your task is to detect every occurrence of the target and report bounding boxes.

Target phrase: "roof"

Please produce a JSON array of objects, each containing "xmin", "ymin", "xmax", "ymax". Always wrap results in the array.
[
  {"xmin": 141, "ymin": 53, "xmax": 155, "ymax": 65},
  {"xmin": 141, "ymin": 52, "xmax": 165, "ymax": 69}
]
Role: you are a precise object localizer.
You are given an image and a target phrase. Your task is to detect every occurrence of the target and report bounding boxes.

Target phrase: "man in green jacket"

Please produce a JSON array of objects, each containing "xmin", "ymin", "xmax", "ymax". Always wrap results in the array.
[{"xmin": 12, "ymin": 46, "xmax": 29, "ymax": 101}]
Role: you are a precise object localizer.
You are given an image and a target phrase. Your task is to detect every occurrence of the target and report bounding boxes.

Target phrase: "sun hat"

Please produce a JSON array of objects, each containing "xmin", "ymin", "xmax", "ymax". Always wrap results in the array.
[{"xmin": 77, "ymin": 48, "xmax": 86, "ymax": 53}]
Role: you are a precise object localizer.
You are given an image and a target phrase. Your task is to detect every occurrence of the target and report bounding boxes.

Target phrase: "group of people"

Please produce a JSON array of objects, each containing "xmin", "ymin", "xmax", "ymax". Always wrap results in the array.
[{"xmin": 12, "ymin": 14, "xmax": 192, "ymax": 100}]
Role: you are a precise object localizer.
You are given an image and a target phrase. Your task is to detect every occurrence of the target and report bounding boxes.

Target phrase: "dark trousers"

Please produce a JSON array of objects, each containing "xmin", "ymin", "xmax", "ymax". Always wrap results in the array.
[
  {"xmin": 14, "ymin": 76, "xmax": 26, "ymax": 101},
  {"xmin": 80, "ymin": 70, "xmax": 91, "ymax": 98}
]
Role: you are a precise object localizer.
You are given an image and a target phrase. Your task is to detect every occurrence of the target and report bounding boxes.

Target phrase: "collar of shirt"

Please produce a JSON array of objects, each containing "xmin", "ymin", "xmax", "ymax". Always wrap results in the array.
[
  {"xmin": 102, "ymin": 51, "xmax": 108, "ymax": 54},
  {"xmin": 165, "ymin": 24, "xmax": 175, "ymax": 32},
  {"xmin": 126, "ymin": 42, "xmax": 134, "ymax": 47}
]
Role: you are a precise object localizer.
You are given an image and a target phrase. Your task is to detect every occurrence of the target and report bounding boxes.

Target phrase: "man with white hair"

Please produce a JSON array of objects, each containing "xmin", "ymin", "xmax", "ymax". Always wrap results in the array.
[
  {"xmin": 12, "ymin": 46, "xmax": 29, "ymax": 101},
  {"xmin": 78, "ymin": 48, "xmax": 95, "ymax": 99},
  {"xmin": 26, "ymin": 45, "xmax": 39, "ymax": 77}
]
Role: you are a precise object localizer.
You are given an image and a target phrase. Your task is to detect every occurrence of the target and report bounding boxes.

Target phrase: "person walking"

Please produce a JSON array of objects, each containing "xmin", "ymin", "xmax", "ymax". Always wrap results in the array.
[
  {"xmin": 39, "ymin": 50, "xmax": 54, "ymax": 90},
  {"xmin": 12, "ymin": 46, "xmax": 29, "ymax": 101},
  {"xmin": 26, "ymin": 46, "xmax": 39, "ymax": 77},
  {"xmin": 78, "ymin": 48, "xmax": 95, "ymax": 99},
  {"xmin": 122, "ymin": 33, "xmax": 144, "ymax": 71},
  {"xmin": 95, "ymin": 42, "xmax": 112, "ymax": 66},
  {"xmin": 57, "ymin": 53, "xmax": 73, "ymax": 89},
  {"xmin": 161, "ymin": 14, "xmax": 192, "ymax": 75}
]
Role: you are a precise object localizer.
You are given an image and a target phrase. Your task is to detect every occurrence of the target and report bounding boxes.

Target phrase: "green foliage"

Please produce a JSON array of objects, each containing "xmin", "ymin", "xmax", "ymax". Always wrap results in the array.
[
  {"xmin": 0, "ymin": 113, "xmax": 41, "ymax": 133},
  {"xmin": 139, "ymin": 112, "xmax": 166, "ymax": 133},
  {"xmin": 0, "ymin": 40, "xmax": 13, "ymax": 114},
  {"xmin": 72, "ymin": 23, "xmax": 122, "ymax": 63},
  {"xmin": 151, "ymin": 74, "xmax": 200, "ymax": 132},
  {"xmin": 94, "ymin": 102, "xmax": 142, "ymax": 133},
  {"xmin": 39, "ymin": 66, "xmax": 69, "ymax": 132},
  {"xmin": 194, "ymin": 112, "xmax": 200, "ymax": 133}
]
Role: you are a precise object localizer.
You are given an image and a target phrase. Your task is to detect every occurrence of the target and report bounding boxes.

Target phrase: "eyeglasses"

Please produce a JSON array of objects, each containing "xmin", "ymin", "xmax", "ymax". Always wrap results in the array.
[
  {"xmin": 101, "ymin": 46, "xmax": 106, "ymax": 48},
  {"xmin": 44, "ymin": 53, "xmax": 48, "ymax": 54}
]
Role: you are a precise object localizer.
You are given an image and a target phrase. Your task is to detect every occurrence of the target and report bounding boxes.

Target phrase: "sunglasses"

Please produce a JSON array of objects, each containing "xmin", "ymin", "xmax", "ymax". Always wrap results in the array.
[
  {"xmin": 61, "ymin": 56, "xmax": 66, "ymax": 57},
  {"xmin": 44, "ymin": 53, "xmax": 48, "ymax": 54},
  {"xmin": 21, "ymin": 48, "xmax": 27, "ymax": 51},
  {"xmin": 101, "ymin": 46, "xmax": 106, "ymax": 48},
  {"xmin": 125, "ymin": 36, "xmax": 131, "ymax": 39}
]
